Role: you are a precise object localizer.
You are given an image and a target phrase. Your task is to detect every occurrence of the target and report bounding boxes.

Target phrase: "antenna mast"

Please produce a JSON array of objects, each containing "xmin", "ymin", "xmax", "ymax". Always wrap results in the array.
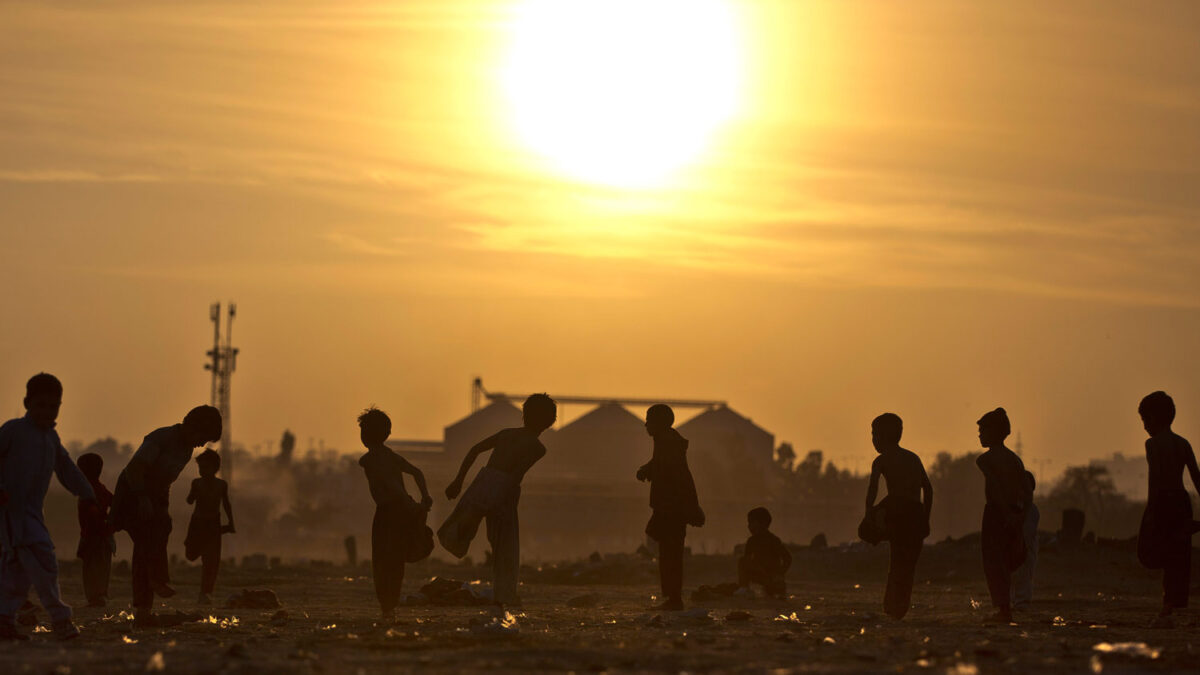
[{"xmin": 204, "ymin": 302, "xmax": 239, "ymax": 485}]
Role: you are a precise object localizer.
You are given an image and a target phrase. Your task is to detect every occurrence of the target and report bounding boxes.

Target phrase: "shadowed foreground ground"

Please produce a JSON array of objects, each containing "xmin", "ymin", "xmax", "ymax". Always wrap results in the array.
[{"xmin": 3, "ymin": 541, "xmax": 1199, "ymax": 673}]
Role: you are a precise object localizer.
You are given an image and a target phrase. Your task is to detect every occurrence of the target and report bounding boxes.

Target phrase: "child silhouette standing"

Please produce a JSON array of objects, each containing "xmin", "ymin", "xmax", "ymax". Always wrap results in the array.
[
  {"xmin": 184, "ymin": 449, "xmax": 234, "ymax": 604},
  {"xmin": 1136, "ymin": 391, "xmax": 1200, "ymax": 625},
  {"xmin": 975, "ymin": 408, "xmax": 1029, "ymax": 624},
  {"xmin": 864, "ymin": 413, "xmax": 932, "ymax": 619},
  {"xmin": 75, "ymin": 452, "xmax": 115, "ymax": 608},
  {"xmin": 637, "ymin": 404, "xmax": 704, "ymax": 611}
]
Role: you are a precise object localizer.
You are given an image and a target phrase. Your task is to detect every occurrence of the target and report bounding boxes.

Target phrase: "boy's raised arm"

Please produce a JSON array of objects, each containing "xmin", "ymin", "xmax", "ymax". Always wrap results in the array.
[
  {"xmin": 396, "ymin": 455, "xmax": 434, "ymax": 508},
  {"xmin": 446, "ymin": 431, "xmax": 501, "ymax": 499},
  {"xmin": 864, "ymin": 459, "xmax": 881, "ymax": 512}
]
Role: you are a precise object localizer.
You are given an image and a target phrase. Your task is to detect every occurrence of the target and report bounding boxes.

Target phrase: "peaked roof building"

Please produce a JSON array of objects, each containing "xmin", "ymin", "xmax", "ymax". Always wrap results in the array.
[
  {"xmin": 543, "ymin": 402, "xmax": 649, "ymax": 482},
  {"xmin": 678, "ymin": 405, "xmax": 776, "ymax": 500},
  {"xmin": 442, "ymin": 399, "xmax": 525, "ymax": 461}
]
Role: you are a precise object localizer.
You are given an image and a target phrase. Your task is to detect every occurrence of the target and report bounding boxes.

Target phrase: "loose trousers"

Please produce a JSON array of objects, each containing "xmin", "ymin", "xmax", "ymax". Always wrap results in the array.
[
  {"xmin": 0, "ymin": 542, "xmax": 72, "ymax": 624},
  {"xmin": 129, "ymin": 515, "xmax": 172, "ymax": 610},
  {"xmin": 79, "ymin": 540, "xmax": 113, "ymax": 605},
  {"xmin": 372, "ymin": 502, "xmax": 407, "ymax": 613},
  {"xmin": 981, "ymin": 503, "xmax": 1024, "ymax": 610},
  {"xmin": 884, "ymin": 498, "xmax": 927, "ymax": 619},
  {"xmin": 485, "ymin": 490, "xmax": 521, "ymax": 605},
  {"xmin": 738, "ymin": 556, "xmax": 786, "ymax": 597}
]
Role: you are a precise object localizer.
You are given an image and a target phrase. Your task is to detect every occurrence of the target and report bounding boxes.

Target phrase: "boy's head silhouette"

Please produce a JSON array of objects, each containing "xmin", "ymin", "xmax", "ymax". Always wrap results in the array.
[
  {"xmin": 24, "ymin": 372, "xmax": 63, "ymax": 430},
  {"xmin": 196, "ymin": 448, "xmax": 221, "ymax": 478},
  {"xmin": 645, "ymin": 404, "xmax": 675, "ymax": 436},
  {"xmin": 358, "ymin": 407, "xmax": 392, "ymax": 446},
  {"xmin": 1138, "ymin": 391, "xmax": 1175, "ymax": 436},
  {"xmin": 871, "ymin": 413, "xmax": 903, "ymax": 452},
  {"xmin": 977, "ymin": 407, "xmax": 1010, "ymax": 448},
  {"xmin": 182, "ymin": 405, "xmax": 223, "ymax": 447},
  {"xmin": 522, "ymin": 393, "xmax": 557, "ymax": 432},
  {"xmin": 77, "ymin": 452, "xmax": 103, "ymax": 481},
  {"xmin": 747, "ymin": 506, "xmax": 772, "ymax": 535}
]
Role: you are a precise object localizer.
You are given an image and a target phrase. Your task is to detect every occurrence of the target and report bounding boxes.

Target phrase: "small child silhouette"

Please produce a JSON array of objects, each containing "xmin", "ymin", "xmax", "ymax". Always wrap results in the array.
[
  {"xmin": 1135, "ymin": 391, "xmax": 1200, "ymax": 625},
  {"xmin": 863, "ymin": 413, "xmax": 932, "ymax": 619},
  {"xmin": 637, "ymin": 404, "xmax": 704, "ymax": 611},
  {"xmin": 737, "ymin": 507, "xmax": 791, "ymax": 598},
  {"xmin": 184, "ymin": 449, "xmax": 234, "ymax": 605},
  {"xmin": 975, "ymin": 408, "xmax": 1029, "ymax": 624},
  {"xmin": 75, "ymin": 452, "xmax": 115, "ymax": 608},
  {"xmin": 357, "ymin": 407, "xmax": 433, "ymax": 621}
]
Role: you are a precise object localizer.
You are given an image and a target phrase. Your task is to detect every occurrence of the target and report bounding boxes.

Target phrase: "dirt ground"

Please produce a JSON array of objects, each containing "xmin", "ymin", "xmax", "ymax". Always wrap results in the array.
[{"xmin": 3, "ymin": 542, "xmax": 1199, "ymax": 674}]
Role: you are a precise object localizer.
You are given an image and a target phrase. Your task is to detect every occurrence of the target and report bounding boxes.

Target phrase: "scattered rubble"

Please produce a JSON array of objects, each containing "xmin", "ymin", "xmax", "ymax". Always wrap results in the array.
[{"xmin": 225, "ymin": 589, "xmax": 281, "ymax": 610}]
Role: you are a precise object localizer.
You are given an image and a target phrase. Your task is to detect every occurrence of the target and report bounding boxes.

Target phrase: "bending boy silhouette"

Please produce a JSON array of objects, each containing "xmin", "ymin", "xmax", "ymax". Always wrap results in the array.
[
  {"xmin": 358, "ymin": 407, "xmax": 433, "ymax": 621},
  {"xmin": 76, "ymin": 452, "xmax": 115, "ymax": 608},
  {"xmin": 975, "ymin": 407, "xmax": 1029, "ymax": 624},
  {"xmin": 184, "ymin": 449, "xmax": 234, "ymax": 604},
  {"xmin": 637, "ymin": 404, "xmax": 704, "ymax": 611},
  {"xmin": 440, "ymin": 394, "xmax": 556, "ymax": 607},
  {"xmin": 0, "ymin": 374, "xmax": 95, "ymax": 641},
  {"xmin": 864, "ymin": 413, "xmax": 932, "ymax": 619},
  {"xmin": 111, "ymin": 405, "xmax": 222, "ymax": 624},
  {"xmin": 738, "ymin": 507, "xmax": 791, "ymax": 598},
  {"xmin": 1135, "ymin": 391, "xmax": 1200, "ymax": 624}
]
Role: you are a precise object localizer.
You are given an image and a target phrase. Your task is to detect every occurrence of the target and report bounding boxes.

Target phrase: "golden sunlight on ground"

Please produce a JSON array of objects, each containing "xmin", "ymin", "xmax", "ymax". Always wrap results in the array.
[{"xmin": 499, "ymin": 0, "xmax": 746, "ymax": 190}]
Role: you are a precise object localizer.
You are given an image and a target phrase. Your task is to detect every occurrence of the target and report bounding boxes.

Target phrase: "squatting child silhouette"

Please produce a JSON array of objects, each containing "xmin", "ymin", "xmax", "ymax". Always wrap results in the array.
[
  {"xmin": 863, "ymin": 413, "xmax": 932, "ymax": 619},
  {"xmin": 737, "ymin": 507, "xmax": 791, "ymax": 598},
  {"xmin": 439, "ymin": 393, "xmax": 557, "ymax": 607},
  {"xmin": 357, "ymin": 407, "xmax": 433, "ymax": 621},
  {"xmin": 0, "ymin": 373, "xmax": 96, "ymax": 641},
  {"xmin": 184, "ymin": 449, "xmax": 234, "ymax": 604},
  {"xmin": 111, "ymin": 405, "xmax": 223, "ymax": 626},
  {"xmin": 1010, "ymin": 470, "xmax": 1039, "ymax": 610},
  {"xmin": 1135, "ymin": 391, "xmax": 1200, "ymax": 626},
  {"xmin": 637, "ymin": 404, "xmax": 704, "ymax": 611},
  {"xmin": 76, "ymin": 452, "xmax": 115, "ymax": 608},
  {"xmin": 975, "ymin": 407, "xmax": 1030, "ymax": 624}
]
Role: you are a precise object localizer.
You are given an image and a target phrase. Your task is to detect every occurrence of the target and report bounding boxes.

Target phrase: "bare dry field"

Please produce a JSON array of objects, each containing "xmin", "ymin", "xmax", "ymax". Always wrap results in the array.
[{"xmin": 3, "ymin": 542, "xmax": 1199, "ymax": 674}]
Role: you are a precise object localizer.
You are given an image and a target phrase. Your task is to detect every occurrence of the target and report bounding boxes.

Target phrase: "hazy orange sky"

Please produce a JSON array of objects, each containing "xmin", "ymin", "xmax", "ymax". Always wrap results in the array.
[{"xmin": 2, "ymin": 0, "xmax": 1198, "ymax": 478}]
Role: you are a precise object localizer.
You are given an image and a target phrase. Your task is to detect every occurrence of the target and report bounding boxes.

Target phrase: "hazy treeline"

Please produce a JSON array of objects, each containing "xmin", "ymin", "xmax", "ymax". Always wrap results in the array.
[{"xmin": 37, "ymin": 437, "xmax": 1176, "ymax": 564}]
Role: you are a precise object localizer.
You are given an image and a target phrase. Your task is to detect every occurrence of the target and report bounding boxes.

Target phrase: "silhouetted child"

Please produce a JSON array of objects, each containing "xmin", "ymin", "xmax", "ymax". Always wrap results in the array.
[
  {"xmin": 1135, "ymin": 391, "xmax": 1200, "ymax": 625},
  {"xmin": 0, "ymin": 373, "xmax": 95, "ymax": 641},
  {"xmin": 975, "ymin": 407, "xmax": 1029, "ymax": 624},
  {"xmin": 184, "ymin": 449, "xmax": 234, "ymax": 604},
  {"xmin": 1011, "ymin": 471, "xmax": 1039, "ymax": 610},
  {"xmin": 357, "ymin": 408, "xmax": 433, "ymax": 621},
  {"xmin": 76, "ymin": 452, "xmax": 115, "ymax": 608},
  {"xmin": 864, "ymin": 413, "xmax": 932, "ymax": 619},
  {"xmin": 737, "ymin": 507, "xmax": 791, "ymax": 598},
  {"xmin": 440, "ymin": 394, "xmax": 557, "ymax": 607},
  {"xmin": 637, "ymin": 404, "xmax": 704, "ymax": 611}
]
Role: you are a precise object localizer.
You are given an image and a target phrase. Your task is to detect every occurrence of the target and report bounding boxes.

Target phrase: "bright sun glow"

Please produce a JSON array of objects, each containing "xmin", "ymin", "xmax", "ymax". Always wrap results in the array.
[{"xmin": 501, "ymin": 0, "xmax": 745, "ymax": 189}]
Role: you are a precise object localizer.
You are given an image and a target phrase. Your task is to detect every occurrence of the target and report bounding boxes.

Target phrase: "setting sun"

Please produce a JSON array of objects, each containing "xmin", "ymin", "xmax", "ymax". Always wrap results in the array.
[{"xmin": 500, "ymin": 0, "xmax": 745, "ymax": 189}]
